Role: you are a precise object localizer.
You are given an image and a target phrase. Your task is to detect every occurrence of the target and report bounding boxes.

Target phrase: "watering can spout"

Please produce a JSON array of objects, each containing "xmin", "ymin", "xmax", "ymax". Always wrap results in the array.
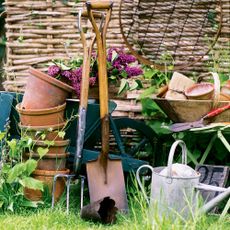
[{"xmin": 197, "ymin": 185, "xmax": 230, "ymax": 214}]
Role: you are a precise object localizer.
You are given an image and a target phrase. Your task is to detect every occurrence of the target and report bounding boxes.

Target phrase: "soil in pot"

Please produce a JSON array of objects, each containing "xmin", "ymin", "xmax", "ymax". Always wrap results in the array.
[
  {"xmin": 32, "ymin": 139, "xmax": 70, "ymax": 154},
  {"xmin": 16, "ymin": 103, "xmax": 66, "ymax": 126},
  {"xmin": 24, "ymin": 152, "xmax": 68, "ymax": 171},
  {"xmin": 19, "ymin": 122, "xmax": 67, "ymax": 141},
  {"xmin": 21, "ymin": 67, "xmax": 74, "ymax": 110},
  {"xmin": 24, "ymin": 169, "xmax": 70, "ymax": 202}
]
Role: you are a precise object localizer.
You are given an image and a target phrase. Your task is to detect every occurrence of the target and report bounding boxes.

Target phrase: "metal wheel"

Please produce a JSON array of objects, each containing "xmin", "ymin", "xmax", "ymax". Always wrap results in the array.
[{"xmin": 84, "ymin": 117, "xmax": 160, "ymax": 166}]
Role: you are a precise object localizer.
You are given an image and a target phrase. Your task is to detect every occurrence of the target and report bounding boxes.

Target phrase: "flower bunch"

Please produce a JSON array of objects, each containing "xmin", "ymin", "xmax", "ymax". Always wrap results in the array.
[{"xmin": 47, "ymin": 47, "xmax": 143, "ymax": 97}]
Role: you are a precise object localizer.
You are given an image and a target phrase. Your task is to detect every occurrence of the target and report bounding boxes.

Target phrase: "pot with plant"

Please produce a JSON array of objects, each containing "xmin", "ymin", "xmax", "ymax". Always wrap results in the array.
[
  {"xmin": 21, "ymin": 67, "xmax": 74, "ymax": 110},
  {"xmin": 47, "ymin": 47, "xmax": 144, "ymax": 99}
]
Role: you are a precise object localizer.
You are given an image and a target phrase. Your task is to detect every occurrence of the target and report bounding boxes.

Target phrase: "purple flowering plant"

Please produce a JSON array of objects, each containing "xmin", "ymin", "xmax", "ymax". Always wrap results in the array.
[{"xmin": 47, "ymin": 47, "xmax": 144, "ymax": 97}]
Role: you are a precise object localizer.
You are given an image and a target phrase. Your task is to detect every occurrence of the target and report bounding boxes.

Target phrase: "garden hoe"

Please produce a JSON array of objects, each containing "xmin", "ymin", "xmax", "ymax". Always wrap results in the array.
[{"xmin": 85, "ymin": 1, "xmax": 128, "ymax": 213}]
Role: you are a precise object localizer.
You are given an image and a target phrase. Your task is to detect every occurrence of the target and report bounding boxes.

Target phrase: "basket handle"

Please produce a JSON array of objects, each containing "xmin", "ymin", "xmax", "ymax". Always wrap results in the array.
[
  {"xmin": 211, "ymin": 72, "xmax": 220, "ymax": 108},
  {"xmin": 167, "ymin": 140, "xmax": 187, "ymax": 178}
]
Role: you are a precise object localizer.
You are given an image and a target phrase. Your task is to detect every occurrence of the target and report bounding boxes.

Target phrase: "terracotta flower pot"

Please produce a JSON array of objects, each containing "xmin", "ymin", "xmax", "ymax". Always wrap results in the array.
[
  {"xmin": 24, "ymin": 152, "xmax": 68, "ymax": 171},
  {"xmin": 32, "ymin": 139, "xmax": 70, "ymax": 154},
  {"xmin": 19, "ymin": 122, "xmax": 67, "ymax": 141},
  {"xmin": 16, "ymin": 103, "xmax": 66, "ymax": 126},
  {"xmin": 24, "ymin": 169, "xmax": 69, "ymax": 202},
  {"xmin": 21, "ymin": 67, "xmax": 74, "ymax": 109}
]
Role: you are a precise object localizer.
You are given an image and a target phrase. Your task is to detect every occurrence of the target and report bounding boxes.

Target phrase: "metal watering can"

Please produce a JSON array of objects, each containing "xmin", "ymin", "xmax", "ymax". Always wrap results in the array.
[{"xmin": 136, "ymin": 140, "xmax": 230, "ymax": 219}]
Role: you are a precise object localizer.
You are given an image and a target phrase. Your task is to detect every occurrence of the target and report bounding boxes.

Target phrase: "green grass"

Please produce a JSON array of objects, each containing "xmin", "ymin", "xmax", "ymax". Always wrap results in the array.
[{"xmin": 0, "ymin": 182, "xmax": 229, "ymax": 230}]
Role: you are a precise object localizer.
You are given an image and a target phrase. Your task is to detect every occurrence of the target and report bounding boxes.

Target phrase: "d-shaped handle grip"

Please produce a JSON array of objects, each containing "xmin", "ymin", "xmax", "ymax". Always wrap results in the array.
[
  {"xmin": 86, "ymin": 0, "xmax": 113, "ymax": 10},
  {"xmin": 81, "ymin": 10, "xmax": 103, "ymax": 19}
]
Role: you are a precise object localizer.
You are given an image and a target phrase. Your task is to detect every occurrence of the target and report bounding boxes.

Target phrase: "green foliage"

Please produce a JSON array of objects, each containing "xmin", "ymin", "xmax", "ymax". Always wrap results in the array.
[{"xmin": 0, "ymin": 136, "xmax": 43, "ymax": 213}]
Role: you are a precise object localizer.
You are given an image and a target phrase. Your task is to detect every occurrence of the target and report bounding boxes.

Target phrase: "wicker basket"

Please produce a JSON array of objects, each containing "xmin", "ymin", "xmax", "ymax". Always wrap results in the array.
[{"xmin": 154, "ymin": 73, "xmax": 230, "ymax": 122}]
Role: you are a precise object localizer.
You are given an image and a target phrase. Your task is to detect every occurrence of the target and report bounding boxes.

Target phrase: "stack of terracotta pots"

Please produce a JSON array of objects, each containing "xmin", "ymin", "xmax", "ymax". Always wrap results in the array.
[{"xmin": 16, "ymin": 67, "xmax": 74, "ymax": 201}]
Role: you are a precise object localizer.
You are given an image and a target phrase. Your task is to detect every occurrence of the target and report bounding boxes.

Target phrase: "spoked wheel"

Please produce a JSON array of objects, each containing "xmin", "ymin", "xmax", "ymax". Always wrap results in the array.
[{"xmin": 84, "ymin": 117, "xmax": 160, "ymax": 166}]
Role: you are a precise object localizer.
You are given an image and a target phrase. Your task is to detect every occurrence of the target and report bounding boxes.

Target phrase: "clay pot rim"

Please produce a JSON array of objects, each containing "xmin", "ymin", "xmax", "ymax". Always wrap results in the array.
[
  {"xmin": 24, "ymin": 152, "xmax": 68, "ymax": 159},
  {"xmin": 34, "ymin": 139, "xmax": 70, "ymax": 146},
  {"xmin": 19, "ymin": 121, "xmax": 66, "ymax": 131},
  {"xmin": 185, "ymin": 83, "xmax": 214, "ymax": 99},
  {"xmin": 16, "ymin": 102, "xmax": 66, "ymax": 115},
  {"xmin": 29, "ymin": 67, "xmax": 74, "ymax": 93},
  {"xmin": 32, "ymin": 168, "xmax": 70, "ymax": 176}
]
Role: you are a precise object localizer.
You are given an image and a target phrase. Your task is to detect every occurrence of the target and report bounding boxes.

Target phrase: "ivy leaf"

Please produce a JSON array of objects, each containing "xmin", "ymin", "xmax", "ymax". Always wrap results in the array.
[
  {"xmin": 24, "ymin": 159, "xmax": 37, "ymax": 175},
  {"xmin": 44, "ymin": 140, "xmax": 54, "ymax": 146},
  {"xmin": 57, "ymin": 131, "xmax": 65, "ymax": 139},
  {"xmin": 7, "ymin": 163, "xmax": 26, "ymax": 183},
  {"xmin": 37, "ymin": 147, "xmax": 49, "ymax": 159},
  {"xmin": 20, "ymin": 177, "xmax": 43, "ymax": 191},
  {"xmin": 118, "ymin": 79, "xmax": 129, "ymax": 95}
]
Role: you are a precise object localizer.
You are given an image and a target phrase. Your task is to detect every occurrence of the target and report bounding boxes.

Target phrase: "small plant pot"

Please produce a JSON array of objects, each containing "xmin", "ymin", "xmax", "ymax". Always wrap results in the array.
[
  {"xmin": 185, "ymin": 83, "xmax": 214, "ymax": 100},
  {"xmin": 24, "ymin": 152, "xmax": 68, "ymax": 171},
  {"xmin": 32, "ymin": 139, "xmax": 70, "ymax": 154},
  {"xmin": 16, "ymin": 103, "xmax": 66, "ymax": 126},
  {"xmin": 21, "ymin": 67, "xmax": 74, "ymax": 109},
  {"xmin": 19, "ymin": 122, "xmax": 67, "ymax": 141},
  {"xmin": 24, "ymin": 168, "xmax": 70, "ymax": 202}
]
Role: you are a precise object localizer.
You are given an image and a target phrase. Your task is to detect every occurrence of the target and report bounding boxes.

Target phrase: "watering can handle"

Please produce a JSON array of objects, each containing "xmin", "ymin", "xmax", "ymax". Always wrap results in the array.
[
  {"xmin": 136, "ymin": 165, "xmax": 153, "ymax": 205},
  {"xmin": 167, "ymin": 140, "xmax": 187, "ymax": 178}
]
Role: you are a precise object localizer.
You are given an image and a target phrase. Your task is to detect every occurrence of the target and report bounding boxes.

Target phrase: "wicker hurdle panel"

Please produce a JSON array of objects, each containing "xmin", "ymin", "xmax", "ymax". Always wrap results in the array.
[
  {"xmin": 3, "ymin": 0, "xmax": 230, "ymax": 120},
  {"xmin": 4, "ymin": 0, "xmax": 124, "ymax": 92}
]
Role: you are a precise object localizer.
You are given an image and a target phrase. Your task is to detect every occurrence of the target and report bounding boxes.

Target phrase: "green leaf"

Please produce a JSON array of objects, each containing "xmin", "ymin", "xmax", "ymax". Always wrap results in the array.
[
  {"xmin": 59, "ymin": 63, "xmax": 71, "ymax": 70},
  {"xmin": 111, "ymin": 50, "xmax": 118, "ymax": 63},
  {"xmin": 41, "ymin": 134, "xmax": 47, "ymax": 140},
  {"xmin": 20, "ymin": 177, "xmax": 43, "ymax": 191},
  {"xmin": 37, "ymin": 147, "xmax": 49, "ymax": 159},
  {"xmin": 57, "ymin": 131, "xmax": 65, "ymax": 139},
  {"xmin": 44, "ymin": 140, "xmax": 54, "ymax": 146},
  {"xmin": 139, "ymin": 86, "xmax": 157, "ymax": 99},
  {"xmin": 118, "ymin": 79, "xmax": 129, "ymax": 95},
  {"xmin": 0, "ymin": 132, "xmax": 6, "ymax": 141},
  {"xmin": 109, "ymin": 75, "xmax": 117, "ymax": 80},
  {"xmin": 7, "ymin": 163, "xmax": 26, "ymax": 183},
  {"xmin": 121, "ymin": 71, "xmax": 128, "ymax": 78},
  {"xmin": 7, "ymin": 202, "xmax": 14, "ymax": 212},
  {"xmin": 129, "ymin": 80, "xmax": 139, "ymax": 91},
  {"xmin": 143, "ymin": 69, "xmax": 155, "ymax": 79},
  {"xmin": 24, "ymin": 159, "xmax": 37, "ymax": 175},
  {"xmin": 21, "ymin": 200, "xmax": 43, "ymax": 208},
  {"xmin": 17, "ymin": 36, "xmax": 24, "ymax": 43}
]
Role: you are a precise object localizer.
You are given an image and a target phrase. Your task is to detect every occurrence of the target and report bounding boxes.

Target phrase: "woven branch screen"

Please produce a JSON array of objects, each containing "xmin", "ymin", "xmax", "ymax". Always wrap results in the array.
[
  {"xmin": 3, "ymin": 0, "xmax": 230, "ymax": 93},
  {"xmin": 3, "ymin": 0, "xmax": 124, "ymax": 91}
]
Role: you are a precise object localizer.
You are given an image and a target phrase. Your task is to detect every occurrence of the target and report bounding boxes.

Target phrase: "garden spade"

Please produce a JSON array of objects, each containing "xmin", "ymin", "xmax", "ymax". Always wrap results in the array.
[
  {"xmin": 74, "ymin": 10, "xmax": 97, "ymax": 173},
  {"xmin": 85, "ymin": 1, "xmax": 128, "ymax": 212},
  {"xmin": 170, "ymin": 103, "xmax": 230, "ymax": 132}
]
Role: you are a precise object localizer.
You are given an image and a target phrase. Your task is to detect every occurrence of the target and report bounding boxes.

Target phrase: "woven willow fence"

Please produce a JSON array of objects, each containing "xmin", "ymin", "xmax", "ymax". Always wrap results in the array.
[
  {"xmin": 4, "ymin": 0, "xmax": 124, "ymax": 92},
  {"xmin": 3, "ymin": 0, "xmax": 230, "ymax": 119}
]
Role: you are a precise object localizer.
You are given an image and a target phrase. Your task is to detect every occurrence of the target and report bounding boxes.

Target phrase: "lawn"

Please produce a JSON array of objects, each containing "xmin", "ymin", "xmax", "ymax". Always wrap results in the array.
[{"xmin": 0, "ymin": 183, "xmax": 229, "ymax": 230}]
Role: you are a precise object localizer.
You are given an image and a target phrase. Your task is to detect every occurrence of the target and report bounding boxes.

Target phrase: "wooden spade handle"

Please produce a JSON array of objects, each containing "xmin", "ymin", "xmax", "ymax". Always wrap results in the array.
[
  {"xmin": 86, "ymin": 0, "xmax": 113, "ymax": 10},
  {"xmin": 81, "ymin": 10, "xmax": 103, "ymax": 19},
  {"xmin": 87, "ymin": 2, "xmax": 112, "ymax": 163}
]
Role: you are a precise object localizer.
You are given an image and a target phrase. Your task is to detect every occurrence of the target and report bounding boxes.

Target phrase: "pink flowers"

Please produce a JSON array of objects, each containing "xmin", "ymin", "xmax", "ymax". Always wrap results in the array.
[{"xmin": 47, "ymin": 47, "xmax": 143, "ymax": 97}]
